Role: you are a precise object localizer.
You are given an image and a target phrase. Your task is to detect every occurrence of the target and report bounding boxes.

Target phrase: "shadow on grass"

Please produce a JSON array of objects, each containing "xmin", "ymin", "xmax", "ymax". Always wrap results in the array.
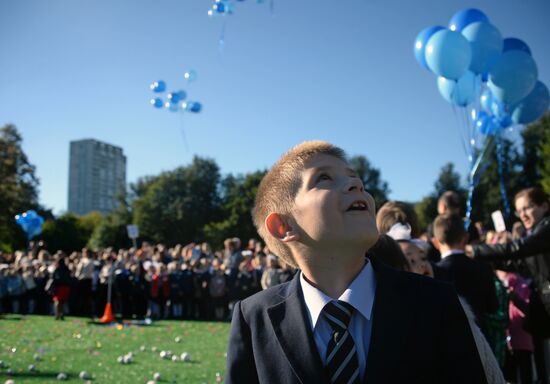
[{"xmin": 0, "ymin": 315, "xmax": 24, "ymax": 321}]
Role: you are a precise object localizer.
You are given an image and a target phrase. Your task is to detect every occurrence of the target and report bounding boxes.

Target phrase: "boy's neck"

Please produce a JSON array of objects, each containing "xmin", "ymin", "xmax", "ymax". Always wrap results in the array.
[{"xmin": 298, "ymin": 248, "xmax": 366, "ymax": 299}]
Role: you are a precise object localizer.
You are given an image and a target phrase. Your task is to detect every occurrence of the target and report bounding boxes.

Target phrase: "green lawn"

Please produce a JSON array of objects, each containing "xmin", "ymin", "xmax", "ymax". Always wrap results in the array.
[{"xmin": 0, "ymin": 315, "xmax": 230, "ymax": 383}]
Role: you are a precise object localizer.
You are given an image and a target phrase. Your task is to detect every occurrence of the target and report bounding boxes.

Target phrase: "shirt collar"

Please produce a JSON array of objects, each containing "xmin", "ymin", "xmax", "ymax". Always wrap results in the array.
[
  {"xmin": 441, "ymin": 249, "xmax": 465, "ymax": 259},
  {"xmin": 300, "ymin": 260, "xmax": 376, "ymax": 329}
]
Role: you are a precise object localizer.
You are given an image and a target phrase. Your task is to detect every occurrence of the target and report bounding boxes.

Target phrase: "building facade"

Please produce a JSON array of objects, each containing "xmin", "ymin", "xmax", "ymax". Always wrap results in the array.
[{"xmin": 68, "ymin": 139, "xmax": 127, "ymax": 215}]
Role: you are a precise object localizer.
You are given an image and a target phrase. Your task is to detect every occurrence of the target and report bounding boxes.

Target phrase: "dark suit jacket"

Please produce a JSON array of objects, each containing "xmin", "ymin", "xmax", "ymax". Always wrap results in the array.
[
  {"xmin": 226, "ymin": 255, "xmax": 487, "ymax": 384},
  {"xmin": 436, "ymin": 252, "xmax": 498, "ymax": 330}
]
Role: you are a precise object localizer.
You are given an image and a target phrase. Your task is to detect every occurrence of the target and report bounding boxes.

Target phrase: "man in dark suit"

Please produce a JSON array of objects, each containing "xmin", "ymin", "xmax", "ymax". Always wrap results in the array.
[
  {"xmin": 434, "ymin": 213, "xmax": 498, "ymax": 336},
  {"xmin": 226, "ymin": 141, "xmax": 486, "ymax": 383}
]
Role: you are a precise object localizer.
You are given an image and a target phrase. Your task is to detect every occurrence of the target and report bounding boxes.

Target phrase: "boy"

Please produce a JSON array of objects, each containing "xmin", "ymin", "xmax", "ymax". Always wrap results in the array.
[{"xmin": 226, "ymin": 141, "xmax": 486, "ymax": 383}]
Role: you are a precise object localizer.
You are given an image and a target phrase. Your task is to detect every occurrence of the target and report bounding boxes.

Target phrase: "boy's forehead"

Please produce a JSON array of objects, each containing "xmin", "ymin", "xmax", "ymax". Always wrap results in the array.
[{"xmin": 301, "ymin": 153, "xmax": 352, "ymax": 173}]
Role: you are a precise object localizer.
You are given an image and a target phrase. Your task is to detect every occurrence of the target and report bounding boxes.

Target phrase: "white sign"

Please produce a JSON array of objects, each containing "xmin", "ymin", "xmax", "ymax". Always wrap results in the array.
[
  {"xmin": 491, "ymin": 210, "xmax": 506, "ymax": 233},
  {"xmin": 126, "ymin": 224, "xmax": 139, "ymax": 239}
]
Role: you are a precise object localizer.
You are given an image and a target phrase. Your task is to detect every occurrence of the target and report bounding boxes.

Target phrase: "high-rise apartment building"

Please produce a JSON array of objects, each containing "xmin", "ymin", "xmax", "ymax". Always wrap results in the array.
[{"xmin": 68, "ymin": 139, "xmax": 127, "ymax": 215}]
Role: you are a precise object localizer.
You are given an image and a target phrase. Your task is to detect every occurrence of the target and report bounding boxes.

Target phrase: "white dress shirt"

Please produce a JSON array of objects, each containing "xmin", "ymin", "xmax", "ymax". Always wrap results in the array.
[{"xmin": 300, "ymin": 260, "xmax": 376, "ymax": 380}]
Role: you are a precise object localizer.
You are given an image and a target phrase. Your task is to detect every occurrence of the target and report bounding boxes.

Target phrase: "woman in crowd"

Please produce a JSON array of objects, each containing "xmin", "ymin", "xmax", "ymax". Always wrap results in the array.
[{"xmin": 51, "ymin": 256, "xmax": 72, "ymax": 320}]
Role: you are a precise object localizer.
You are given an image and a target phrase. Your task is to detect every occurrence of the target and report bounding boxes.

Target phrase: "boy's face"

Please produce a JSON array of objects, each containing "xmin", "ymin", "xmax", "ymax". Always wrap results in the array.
[{"xmin": 290, "ymin": 154, "xmax": 378, "ymax": 250}]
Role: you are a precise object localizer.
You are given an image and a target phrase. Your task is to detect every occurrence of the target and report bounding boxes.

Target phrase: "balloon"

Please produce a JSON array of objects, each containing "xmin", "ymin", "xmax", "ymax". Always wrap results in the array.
[
  {"xmin": 150, "ymin": 80, "xmax": 166, "ymax": 93},
  {"xmin": 449, "ymin": 8, "xmax": 489, "ymax": 32},
  {"xmin": 167, "ymin": 92, "xmax": 182, "ymax": 103},
  {"xmin": 414, "ymin": 25, "xmax": 445, "ymax": 70},
  {"xmin": 511, "ymin": 81, "xmax": 550, "ymax": 124},
  {"xmin": 437, "ymin": 70, "xmax": 479, "ymax": 106},
  {"xmin": 425, "ymin": 29, "xmax": 472, "ymax": 80},
  {"xmin": 490, "ymin": 99, "xmax": 508, "ymax": 120},
  {"xmin": 150, "ymin": 98, "xmax": 164, "ymax": 108},
  {"xmin": 462, "ymin": 22, "xmax": 503, "ymax": 74},
  {"xmin": 499, "ymin": 115, "xmax": 513, "ymax": 128},
  {"xmin": 488, "ymin": 50, "xmax": 538, "ymax": 105},
  {"xmin": 476, "ymin": 113, "xmax": 501, "ymax": 136},
  {"xmin": 15, "ymin": 210, "xmax": 44, "ymax": 240},
  {"xmin": 503, "ymin": 37, "xmax": 531, "ymax": 55},
  {"xmin": 165, "ymin": 101, "xmax": 179, "ymax": 112},
  {"xmin": 186, "ymin": 102, "xmax": 202, "ymax": 113},
  {"xmin": 177, "ymin": 90, "xmax": 187, "ymax": 100},
  {"xmin": 184, "ymin": 70, "xmax": 197, "ymax": 82},
  {"xmin": 480, "ymin": 88, "xmax": 493, "ymax": 112}
]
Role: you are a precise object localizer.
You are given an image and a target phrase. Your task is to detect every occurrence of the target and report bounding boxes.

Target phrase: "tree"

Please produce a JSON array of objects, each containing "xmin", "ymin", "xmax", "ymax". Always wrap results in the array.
[
  {"xmin": 471, "ymin": 137, "xmax": 522, "ymax": 227},
  {"xmin": 41, "ymin": 211, "xmax": 102, "ymax": 253},
  {"xmin": 348, "ymin": 155, "xmax": 390, "ymax": 208},
  {"xmin": 540, "ymin": 114, "xmax": 550, "ymax": 195},
  {"xmin": 132, "ymin": 156, "xmax": 221, "ymax": 245},
  {"xmin": 0, "ymin": 124, "xmax": 40, "ymax": 251},
  {"xmin": 202, "ymin": 170, "xmax": 266, "ymax": 248},
  {"xmin": 415, "ymin": 162, "xmax": 464, "ymax": 231},
  {"xmin": 519, "ymin": 112, "xmax": 549, "ymax": 187},
  {"xmin": 88, "ymin": 197, "xmax": 132, "ymax": 250}
]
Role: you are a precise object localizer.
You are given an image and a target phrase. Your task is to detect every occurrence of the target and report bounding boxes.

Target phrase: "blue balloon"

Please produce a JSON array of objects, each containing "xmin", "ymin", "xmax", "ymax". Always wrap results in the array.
[
  {"xmin": 437, "ymin": 70, "xmax": 480, "ymax": 106},
  {"xmin": 488, "ymin": 50, "xmax": 538, "ymax": 105},
  {"xmin": 414, "ymin": 25, "xmax": 445, "ymax": 71},
  {"xmin": 215, "ymin": 2, "xmax": 226, "ymax": 13},
  {"xmin": 490, "ymin": 99, "xmax": 508, "ymax": 119},
  {"xmin": 480, "ymin": 88, "xmax": 493, "ymax": 112},
  {"xmin": 425, "ymin": 29, "xmax": 472, "ymax": 80},
  {"xmin": 184, "ymin": 70, "xmax": 197, "ymax": 82},
  {"xmin": 167, "ymin": 92, "xmax": 181, "ymax": 103},
  {"xmin": 150, "ymin": 98, "xmax": 164, "ymax": 109},
  {"xmin": 167, "ymin": 102, "xmax": 179, "ymax": 112},
  {"xmin": 177, "ymin": 90, "xmax": 187, "ymax": 101},
  {"xmin": 499, "ymin": 115, "xmax": 513, "ymax": 128},
  {"xmin": 449, "ymin": 8, "xmax": 489, "ymax": 32},
  {"xmin": 475, "ymin": 111, "xmax": 492, "ymax": 135},
  {"xmin": 187, "ymin": 102, "xmax": 202, "ymax": 113},
  {"xmin": 511, "ymin": 81, "xmax": 550, "ymax": 124},
  {"xmin": 503, "ymin": 38, "xmax": 531, "ymax": 56},
  {"xmin": 150, "ymin": 80, "xmax": 166, "ymax": 93},
  {"xmin": 462, "ymin": 22, "xmax": 503, "ymax": 74},
  {"xmin": 15, "ymin": 210, "xmax": 44, "ymax": 240}
]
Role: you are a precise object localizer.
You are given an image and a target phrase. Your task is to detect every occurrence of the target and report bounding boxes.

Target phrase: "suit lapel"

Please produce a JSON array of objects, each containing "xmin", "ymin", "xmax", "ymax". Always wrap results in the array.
[
  {"xmin": 363, "ymin": 256, "xmax": 405, "ymax": 383},
  {"xmin": 268, "ymin": 274, "xmax": 328, "ymax": 384}
]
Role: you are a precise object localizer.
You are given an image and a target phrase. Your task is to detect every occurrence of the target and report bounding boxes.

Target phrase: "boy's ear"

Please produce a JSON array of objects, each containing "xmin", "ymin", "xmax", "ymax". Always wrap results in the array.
[{"xmin": 265, "ymin": 213, "xmax": 300, "ymax": 243}]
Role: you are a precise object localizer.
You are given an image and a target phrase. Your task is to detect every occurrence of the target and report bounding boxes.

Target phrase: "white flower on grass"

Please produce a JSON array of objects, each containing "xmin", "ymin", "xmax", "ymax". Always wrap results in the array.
[
  {"xmin": 28, "ymin": 364, "xmax": 36, "ymax": 372},
  {"xmin": 171, "ymin": 355, "xmax": 178, "ymax": 362},
  {"xmin": 180, "ymin": 352, "xmax": 190, "ymax": 362},
  {"xmin": 33, "ymin": 354, "xmax": 42, "ymax": 361},
  {"xmin": 0, "ymin": 360, "xmax": 6, "ymax": 368},
  {"xmin": 56, "ymin": 372, "xmax": 67, "ymax": 381},
  {"xmin": 79, "ymin": 371, "xmax": 90, "ymax": 380},
  {"xmin": 174, "ymin": 336, "xmax": 181, "ymax": 343},
  {"xmin": 146, "ymin": 381, "xmax": 156, "ymax": 384},
  {"xmin": 159, "ymin": 350, "xmax": 167, "ymax": 359},
  {"xmin": 153, "ymin": 372, "xmax": 161, "ymax": 381},
  {"xmin": 151, "ymin": 346, "xmax": 158, "ymax": 352},
  {"xmin": 117, "ymin": 356, "xmax": 124, "ymax": 364},
  {"xmin": 6, "ymin": 369, "xmax": 13, "ymax": 375},
  {"xmin": 140, "ymin": 345, "xmax": 146, "ymax": 352},
  {"xmin": 123, "ymin": 354, "xmax": 133, "ymax": 364},
  {"xmin": 5, "ymin": 379, "xmax": 15, "ymax": 384}
]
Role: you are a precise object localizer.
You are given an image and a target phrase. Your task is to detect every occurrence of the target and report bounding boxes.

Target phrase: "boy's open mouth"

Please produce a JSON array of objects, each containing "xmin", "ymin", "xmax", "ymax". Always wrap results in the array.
[{"xmin": 346, "ymin": 200, "xmax": 368, "ymax": 211}]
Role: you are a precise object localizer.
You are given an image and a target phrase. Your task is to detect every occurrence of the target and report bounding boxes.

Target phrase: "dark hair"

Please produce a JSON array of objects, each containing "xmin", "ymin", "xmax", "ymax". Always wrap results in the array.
[
  {"xmin": 369, "ymin": 234, "xmax": 409, "ymax": 271},
  {"xmin": 376, "ymin": 201, "xmax": 421, "ymax": 238},
  {"xmin": 514, "ymin": 187, "xmax": 549, "ymax": 207},
  {"xmin": 433, "ymin": 214, "xmax": 466, "ymax": 246},
  {"xmin": 438, "ymin": 191, "xmax": 463, "ymax": 215}
]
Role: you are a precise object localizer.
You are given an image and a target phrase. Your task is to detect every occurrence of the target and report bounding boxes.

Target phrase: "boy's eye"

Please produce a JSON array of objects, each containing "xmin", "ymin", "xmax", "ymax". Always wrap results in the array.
[{"xmin": 317, "ymin": 173, "xmax": 331, "ymax": 182}]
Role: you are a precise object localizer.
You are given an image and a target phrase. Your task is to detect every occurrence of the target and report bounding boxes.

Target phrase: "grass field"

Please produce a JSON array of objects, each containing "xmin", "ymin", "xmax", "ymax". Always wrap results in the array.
[{"xmin": 0, "ymin": 315, "xmax": 230, "ymax": 384}]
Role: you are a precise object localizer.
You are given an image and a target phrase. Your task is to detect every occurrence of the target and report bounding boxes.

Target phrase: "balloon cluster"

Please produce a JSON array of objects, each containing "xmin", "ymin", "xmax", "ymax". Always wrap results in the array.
[
  {"xmin": 149, "ymin": 71, "xmax": 202, "ymax": 114},
  {"xmin": 207, "ymin": 0, "xmax": 236, "ymax": 17},
  {"xmin": 15, "ymin": 210, "xmax": 44, "ymax": 240},
  {"xmin": 414, "ymin": 8, "xmax": 549, "ymax": 136}
]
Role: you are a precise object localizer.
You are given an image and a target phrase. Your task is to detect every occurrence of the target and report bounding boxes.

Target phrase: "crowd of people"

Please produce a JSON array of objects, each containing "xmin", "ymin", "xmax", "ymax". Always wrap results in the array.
[
  {"xmin": 0, "ymin": 238, "xmax": 296, "ymax": 322},
  {"xmin": 1, "ymin": 185, "xmax": 549, "ymax": 383}
]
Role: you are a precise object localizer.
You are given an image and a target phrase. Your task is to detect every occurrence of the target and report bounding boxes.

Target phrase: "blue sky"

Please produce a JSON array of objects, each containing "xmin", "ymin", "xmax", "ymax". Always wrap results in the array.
[{"xmin": 1, "ymin": 0, "xmax": 549, "ymax": 214}]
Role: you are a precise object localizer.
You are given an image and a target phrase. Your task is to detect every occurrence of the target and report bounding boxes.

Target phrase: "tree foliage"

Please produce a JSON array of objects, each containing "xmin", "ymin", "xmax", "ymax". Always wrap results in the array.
[
  {"xmin": 203, "ymin": 170, "xmax": 266, "ymax": 248},
  {"xmin": 348, "ymin": 155, "xmax": 390, "ymax": 208},
  {"xmin": 131, "ymin": 156, "xmax": 221, "ymax": 246},
  {"xmin": 0, "ymin": 124, "xmax": 40, "ymax": 251},
  {"xmin": 41, "ymin": 211, "xmax": 102, "ymax": 253}
]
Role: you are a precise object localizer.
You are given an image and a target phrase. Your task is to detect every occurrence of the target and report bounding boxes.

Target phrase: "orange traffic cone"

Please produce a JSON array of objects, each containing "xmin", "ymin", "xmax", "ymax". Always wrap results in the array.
[{"xmin": 100, "ymin": 303, "xmax": 115, "ymax": 323}]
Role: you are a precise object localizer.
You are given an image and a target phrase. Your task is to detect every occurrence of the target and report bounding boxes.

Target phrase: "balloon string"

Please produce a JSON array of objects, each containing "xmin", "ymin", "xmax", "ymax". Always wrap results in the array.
[
  {"xmin": 450, "ymin": 104, "xmax": 469, "ymax": 157},
  {"xmin": 270, "ymin": 0, "xmax": 275, "ymax": 16},
  {"xmin": 218, "ymin": 18, "xmax": 227, "ymax": 54},
  {"xmin": 496, "ymin": 134, "xmax": 511, "ymax": 219},
  {"xmin": 179, "ymin": 112, "xmax": 190, "ymax": 152}
]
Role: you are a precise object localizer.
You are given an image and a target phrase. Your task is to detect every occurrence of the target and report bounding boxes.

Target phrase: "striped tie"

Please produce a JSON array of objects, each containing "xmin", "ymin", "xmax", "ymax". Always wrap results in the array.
[{"xmin": 323, "ymin": 300, "xmax": 361, "ymax": 384}]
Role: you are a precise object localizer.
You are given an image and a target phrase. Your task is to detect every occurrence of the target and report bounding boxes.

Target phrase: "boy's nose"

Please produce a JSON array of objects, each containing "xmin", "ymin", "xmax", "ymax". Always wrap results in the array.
[{"xmin": 346, "ymin": 177, "xmax": 364, "ymax": 192}]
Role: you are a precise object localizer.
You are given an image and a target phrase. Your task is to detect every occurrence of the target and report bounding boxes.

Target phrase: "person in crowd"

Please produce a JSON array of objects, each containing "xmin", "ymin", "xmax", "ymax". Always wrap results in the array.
[
  {"xmin": 385, "ymin": 222, "xmax": 433, "ymax": 277},
  {"xmin": 497, "ymin": 270, "xmax": 534, "ymax": 384},
  {"xmin": 226, "ymin": 140, "xmax": 486, "ymax": 383},
  {"xmin": 75, "ymin": 248, "xmax": 94, "ymax": 317},
  {"xmin": 209, "ymin": 258, "xmax": 228, "ymax": 320},
  {"xmin": 50, "ymin": 256, "xmax": 72, "ymax": 320},
  {"xmin": 261, "ymin": 254, "xmax": 281, "ymax": 289},
  {"xmin": 467, "ymin": 186, "xmax": 550, "ymax": 383},
  {"xmin": 433, "ymin": 214, "xmax": 498, "ymax": 338},
  {"xmin": 22, "ymin": 264, "xmax": 37, "ymax": 314}
]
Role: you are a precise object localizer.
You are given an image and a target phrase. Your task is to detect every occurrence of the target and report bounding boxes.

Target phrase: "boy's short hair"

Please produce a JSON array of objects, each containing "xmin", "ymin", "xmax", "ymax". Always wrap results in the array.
[
  {"xmin": 252, "ymin": 141, "xmax": 347, "ymax": 268},
  {"xmin": 433, "ymin": 214, "xmax": 466, "ymax": 246},
  {"xmin": 438, "ymin": 191, "xmax": 463, "ymax": 214},
  {"xmin": 376, "ymin": 201, "xmax": 421, "ymax": 238}
]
